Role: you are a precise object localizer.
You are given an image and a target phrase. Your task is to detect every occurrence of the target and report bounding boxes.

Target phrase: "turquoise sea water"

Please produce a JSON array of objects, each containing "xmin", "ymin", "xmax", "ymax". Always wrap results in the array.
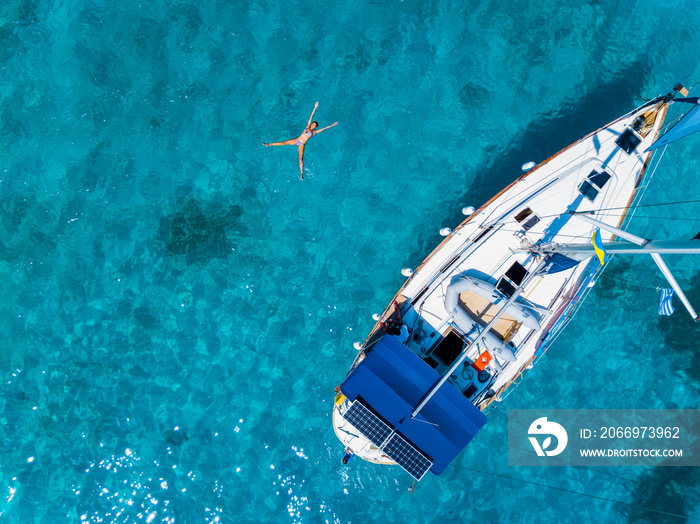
[{"xmin": 1, "ymin": 0, "xmax": 700, "ymax": 522}]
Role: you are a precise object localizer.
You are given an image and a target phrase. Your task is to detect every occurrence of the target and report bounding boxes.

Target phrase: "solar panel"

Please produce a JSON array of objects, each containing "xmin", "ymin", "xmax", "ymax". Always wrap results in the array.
[
  {"xmin": 343, "ymin": 401, "xmax": 392, "ymax": 447},
  {"xmin": 382, "ymin": 433, "xmax": 433, "ymax": 481},
  {"xmin": 343, "ymin": 401, "xmax": 433, "ymax": 481}
]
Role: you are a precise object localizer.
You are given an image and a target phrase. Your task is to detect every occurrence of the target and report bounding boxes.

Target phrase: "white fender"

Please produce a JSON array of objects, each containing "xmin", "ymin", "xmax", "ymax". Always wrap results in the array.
[{"xmin": 445, "ymin": 276, "xmax": 541, "ymax": 330}]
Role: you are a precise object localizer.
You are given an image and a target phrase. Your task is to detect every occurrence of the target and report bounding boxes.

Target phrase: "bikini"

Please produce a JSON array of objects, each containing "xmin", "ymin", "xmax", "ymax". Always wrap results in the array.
[{"xmin": 296, "ymin": 129, "xmax": 313, "ymax": 146}]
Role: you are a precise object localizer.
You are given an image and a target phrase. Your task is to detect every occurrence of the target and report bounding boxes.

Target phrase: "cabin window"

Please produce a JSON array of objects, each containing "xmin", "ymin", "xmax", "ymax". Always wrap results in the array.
[
  {"xmin": 496, "ymin": 261, "xmax": 527, "ymax": 298},
  {"xmin": 514, "ymin": 208, "xmax": 532, "ymax": 222},
  {"xmin": 578, "ymin": 170, "xmax": 611, "ymax": 202},
  {"xmin": 472, "ymin": 225, "xmax": 493, "ymax": 243},
  {"xmin": 515, "ymin": 207, "xmax": 540, "ymax": 231},
  {"xmin": 615, "ymin": 128, "xmax": 642, "ymax": 154}
]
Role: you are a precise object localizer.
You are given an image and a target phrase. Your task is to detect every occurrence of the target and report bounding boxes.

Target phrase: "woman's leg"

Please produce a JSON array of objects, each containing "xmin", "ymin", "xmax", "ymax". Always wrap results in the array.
[
  {"xmin": 263, "ymin": 138, "xmax": 298, "ymax": 147},
  {"xmin": 298, "ymin": 145, "xmax": 305, "ymax": 180}
]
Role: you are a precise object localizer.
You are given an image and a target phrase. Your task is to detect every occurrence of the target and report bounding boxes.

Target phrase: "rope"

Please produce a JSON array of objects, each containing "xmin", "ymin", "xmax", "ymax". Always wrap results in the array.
[
  {"xmin": 598, "ymin": 272, "xmax": 663, "ymax": 291},
  {"xmin": 480, "ymin": 436, "xmax": 639, "ymax": 484},
  {"xmin": 578, "ymin": 214, "xmax": 700, "ymax": 222},
  {"xmin": 575, "ymin": 299, "xmax": 667, "ymax": 318},
  {"xmin": 451, "ymin": 462, "xmax": 698, "ymax": 522},
  {"xmin": 629, "ymin": 144, "xmax": 667, "ymax": 227},
  {"xmin": 576, "ymin": 198, "xmax": 700, "ymax": 215}
]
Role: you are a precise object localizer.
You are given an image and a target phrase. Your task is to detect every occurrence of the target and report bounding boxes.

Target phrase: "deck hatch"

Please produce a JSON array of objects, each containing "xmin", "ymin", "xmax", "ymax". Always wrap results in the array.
[
  {"xmin": 578, "ymin": 170, "xmax": 612, "ymax": 202},
  {"xmin": 515, "ymin": 207, "xmax": 540, "ymax": 231},
  {"xmin": 615, "ymin": 127, "xmax": 642, "ymax": 153},
  {"xmin": 589, "ymin": 171, "xmax": 611, "ymax": 188},
  {"xmin": 505, "ymin": 261, "xmax": 527, "ymax": 285},
  {"xmin": 497, "ymin": 261, "xmax": 528, "ymax": 297},
  {"xmin": 522, "ymin": 215, "xmax": 540, "ymax": 231}
]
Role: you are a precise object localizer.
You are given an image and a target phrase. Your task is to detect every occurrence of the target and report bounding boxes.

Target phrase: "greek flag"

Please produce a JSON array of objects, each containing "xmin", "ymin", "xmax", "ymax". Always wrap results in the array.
[{"xmin": 658, "ymin": 289, "xmax": 675, "ymax": 316}]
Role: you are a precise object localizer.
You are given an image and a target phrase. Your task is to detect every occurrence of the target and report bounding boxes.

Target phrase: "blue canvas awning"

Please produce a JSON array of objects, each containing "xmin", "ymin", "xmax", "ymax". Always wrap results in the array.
[
  {"xmin": 340, "ymin": 335, "xmax": 487, "ymax": 475},
  {"xmin": 543, "ymin": 253, "xmax": 581, "ymax": 274}
]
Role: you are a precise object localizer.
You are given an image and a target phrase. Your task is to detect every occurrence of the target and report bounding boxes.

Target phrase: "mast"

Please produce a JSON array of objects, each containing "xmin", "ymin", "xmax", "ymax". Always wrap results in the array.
[{"xmin": 551, "ymin": 239, "xmax": 700, "ymax": 255}]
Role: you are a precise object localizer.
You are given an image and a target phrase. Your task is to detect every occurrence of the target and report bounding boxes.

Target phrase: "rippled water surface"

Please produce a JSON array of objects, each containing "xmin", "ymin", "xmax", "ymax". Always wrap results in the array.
[{"xmin": 1, "ymin": 0, "xmax": 700, "ymax": 522}]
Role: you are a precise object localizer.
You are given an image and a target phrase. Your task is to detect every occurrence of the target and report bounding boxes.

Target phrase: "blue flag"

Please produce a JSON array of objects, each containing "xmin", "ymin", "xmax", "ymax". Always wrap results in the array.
[{"xmin": 658, "ymin": 289, "xmax": 675, "ymax": 316}]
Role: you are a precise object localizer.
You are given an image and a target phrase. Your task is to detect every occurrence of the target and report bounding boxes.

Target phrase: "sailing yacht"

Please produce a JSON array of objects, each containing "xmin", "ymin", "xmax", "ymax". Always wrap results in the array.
[{"xmin": 332, "ymin": 84, "xmax": 700, "ymax": 481}]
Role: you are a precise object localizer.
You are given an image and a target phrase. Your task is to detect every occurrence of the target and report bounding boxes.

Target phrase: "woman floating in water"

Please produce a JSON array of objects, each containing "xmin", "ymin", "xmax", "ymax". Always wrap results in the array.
[{"xmin": 263, "ymin": 102, "xmax": 338, "ymax": 180}]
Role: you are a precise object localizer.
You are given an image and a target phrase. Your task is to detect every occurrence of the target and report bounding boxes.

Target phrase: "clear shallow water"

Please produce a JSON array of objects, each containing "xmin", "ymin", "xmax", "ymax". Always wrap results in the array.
[{"xmin": 1, "ymin": 0, "xmax": 700, "ymax": 522}]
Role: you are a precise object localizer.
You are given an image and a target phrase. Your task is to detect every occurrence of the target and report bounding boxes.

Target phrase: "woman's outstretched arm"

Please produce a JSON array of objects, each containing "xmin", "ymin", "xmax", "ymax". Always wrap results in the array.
[
  {"xmin": 307, "ymin": 101, "xmax": 319, "ymax": 128},
  {"xmin": 313, "ymin": 122, "xmax": 338, "ymax": 134}
]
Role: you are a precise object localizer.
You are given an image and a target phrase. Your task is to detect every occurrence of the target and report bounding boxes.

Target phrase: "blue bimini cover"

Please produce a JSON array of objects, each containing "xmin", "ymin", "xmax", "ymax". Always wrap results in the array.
[{"xmin": 340, "ymin": 335, "xmax": 488, "ymax": 475}]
